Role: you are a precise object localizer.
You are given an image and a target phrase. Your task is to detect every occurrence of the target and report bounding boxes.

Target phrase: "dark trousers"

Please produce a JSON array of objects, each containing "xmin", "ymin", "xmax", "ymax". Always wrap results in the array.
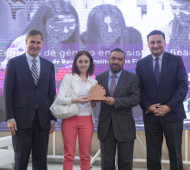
[
  {"xmin": 100, "ymin": 124, "xmax": 134, "ymax": 170},
  {"xmin": 144, "ymin": 117, "xmax": 183, "ymax": 170},
  {"xmin": 12, "ymin": 109, "xmax": 50, "ymax": 170}
]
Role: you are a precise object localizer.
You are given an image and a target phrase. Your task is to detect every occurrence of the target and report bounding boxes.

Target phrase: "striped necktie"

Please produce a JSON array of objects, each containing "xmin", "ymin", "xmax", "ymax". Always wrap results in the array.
[{"xmin": 31, "ymin": 58, "xmax": 38, "ymax": 85}]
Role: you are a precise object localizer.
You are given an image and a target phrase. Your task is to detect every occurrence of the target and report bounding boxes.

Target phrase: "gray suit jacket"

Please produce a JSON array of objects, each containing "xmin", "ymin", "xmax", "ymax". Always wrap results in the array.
[
  {"xmin": 4, "ymin": 54, "xmax": 56, "ymax": 129},
  {"xmin": 96, "ymin": 69, "xmax": 140, "ymax": 142}
]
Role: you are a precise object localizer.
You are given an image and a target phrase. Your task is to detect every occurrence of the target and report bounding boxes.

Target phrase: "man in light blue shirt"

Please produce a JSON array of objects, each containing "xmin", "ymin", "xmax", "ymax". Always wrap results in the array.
[
  {"xmin": 96, "ymin": 48, "xmax": 140, "ymax": 170},
  {"xmin": 4, "ymin": 29, "xmax": 56, "ymax": 170}
]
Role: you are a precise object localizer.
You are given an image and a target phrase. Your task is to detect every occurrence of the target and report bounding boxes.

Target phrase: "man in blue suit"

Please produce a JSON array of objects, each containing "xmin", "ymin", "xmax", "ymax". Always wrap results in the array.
[
  {"xmin": 4, "ymin": 29, "xmax": 56, "ymax": 170},
  {"xmin": 136, "ymin": 30, "xmax": 188, "ymax": 170}
]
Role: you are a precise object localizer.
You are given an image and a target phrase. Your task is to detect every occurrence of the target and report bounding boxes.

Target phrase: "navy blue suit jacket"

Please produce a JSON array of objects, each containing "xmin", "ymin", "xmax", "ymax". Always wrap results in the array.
[
  {"xmin": 136, "ymin": 52, "xmax": 188, "ymax": 123},
  {"xmin": 4, "ymin": 54, "xmax": 56, "ymax": 129}
]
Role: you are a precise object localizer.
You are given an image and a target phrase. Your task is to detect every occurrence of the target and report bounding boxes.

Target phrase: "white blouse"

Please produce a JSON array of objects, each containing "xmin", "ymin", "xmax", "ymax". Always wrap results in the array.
[{"xmin": 77, "ymin": 82, "xmax": 92, "ymax": 116}]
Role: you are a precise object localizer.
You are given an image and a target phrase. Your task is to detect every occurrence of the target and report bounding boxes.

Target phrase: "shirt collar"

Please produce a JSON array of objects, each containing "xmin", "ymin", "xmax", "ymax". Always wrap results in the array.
[
  {"xmin": 109, "ymin": 69, "xmax": 122, "ymax": 79},
  {"xmin": 26, "ymin": 53, "xmax": 40, "ymax": 62},
  {"xmin": 152, "ymin": 52, "xmax": 164, "ymax": 61}
]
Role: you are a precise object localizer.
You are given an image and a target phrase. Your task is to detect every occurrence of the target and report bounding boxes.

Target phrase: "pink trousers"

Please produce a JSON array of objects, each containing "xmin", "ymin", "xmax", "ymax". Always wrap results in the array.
[{"xmin": 61, "ymin": 115, "xmax": 94, "ymax": 170}]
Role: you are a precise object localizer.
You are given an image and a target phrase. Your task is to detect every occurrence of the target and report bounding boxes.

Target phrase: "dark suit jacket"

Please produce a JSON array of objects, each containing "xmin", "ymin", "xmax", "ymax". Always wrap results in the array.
[
  {"xmin": 4, "ymin": 54, "xmax": 56, "ymax": 129},
  {"xmin": 136, "ymin": 52, "xmax": 188, "ymax": 123},
  {"xmin": 96, "ymin": 69, "xmax": 140, "ymax": 142}
]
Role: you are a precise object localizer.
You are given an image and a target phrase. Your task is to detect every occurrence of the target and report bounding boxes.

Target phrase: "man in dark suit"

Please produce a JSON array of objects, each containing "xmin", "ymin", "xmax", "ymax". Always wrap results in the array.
[
  {"xmin": 4, "ymin": 29, "xmax": 56, "ymax": 170},
  {"xmin": 136, "ymin": 30, "xmax": 188, "ymax": 170},
  {"xmin": 96, "ymin": 48, "xmax": 140, "ymax": 170}
]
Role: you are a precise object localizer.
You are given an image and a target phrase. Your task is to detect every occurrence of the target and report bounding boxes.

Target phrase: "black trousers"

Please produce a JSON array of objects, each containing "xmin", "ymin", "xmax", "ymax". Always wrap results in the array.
[
  {"xmin": 12, "ymin": 109, "xmax": 49, "ymax": 170},
  {"xmin": 144, "ymin": 117, "xmax": 183, "ymax": 170},
  {"xmin": 100, "ymin": 123, "xmax": 134, "ymax": 170}
]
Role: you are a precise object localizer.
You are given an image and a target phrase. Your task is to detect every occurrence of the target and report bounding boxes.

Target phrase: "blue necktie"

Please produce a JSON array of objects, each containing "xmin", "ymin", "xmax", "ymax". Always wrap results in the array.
[
  {"xmin": 154, "ymin": 58, "xmax": 160, "ymax": 85},
  {"xmin": 110, "ymin": 74, "xmax": 116, "ymax": 96},
  {"xmin": 31, "ymin": 59, "xmax": 38, "ymax": 85}
]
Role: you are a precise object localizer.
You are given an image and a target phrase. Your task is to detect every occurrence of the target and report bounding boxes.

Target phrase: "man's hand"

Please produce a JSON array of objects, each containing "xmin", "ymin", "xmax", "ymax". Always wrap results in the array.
[
  {"xmin": 148, "ymin": 103, "xmax": 161, "ymax": 113},
  {"xmin": 154, "ymin": 105, "xmax": 171, "ymax": 116},
  {"xmin": 49, "ymin": 123, "xmax": 55, "ymax": 134},
  {"xmin": 7, "ymin": 121, "xmax": 17, "ymax": 135},
  {"xmin": 104, "ymin": 97, "xmax": 115, "ymax": 106}
]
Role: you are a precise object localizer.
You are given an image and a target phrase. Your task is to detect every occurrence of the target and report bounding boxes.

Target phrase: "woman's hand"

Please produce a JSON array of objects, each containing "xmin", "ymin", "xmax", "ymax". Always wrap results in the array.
[
  {"xmin": 78, "ymin": 97, "xmax": 89, "ymax": 104},
  {"xmin": 72, "ymin": 97, "xmax": 89, "ymax": 104}
]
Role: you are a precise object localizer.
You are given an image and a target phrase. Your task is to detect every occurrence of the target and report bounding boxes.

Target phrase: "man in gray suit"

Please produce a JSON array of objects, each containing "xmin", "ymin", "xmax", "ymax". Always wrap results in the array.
[
  {"xmin": 96, "ymin": 48, "xmax": 140, "ymax": 170},
  {"xmin": 4, "ymin": 29, "xmax": 56, "ymax": 170}
]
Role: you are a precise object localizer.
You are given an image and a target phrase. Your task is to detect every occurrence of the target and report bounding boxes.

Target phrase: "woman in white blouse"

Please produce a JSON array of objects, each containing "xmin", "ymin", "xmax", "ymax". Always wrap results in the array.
[{"xmin": 56, "ymin": 50, "xmax": 97, "ymax": 170}]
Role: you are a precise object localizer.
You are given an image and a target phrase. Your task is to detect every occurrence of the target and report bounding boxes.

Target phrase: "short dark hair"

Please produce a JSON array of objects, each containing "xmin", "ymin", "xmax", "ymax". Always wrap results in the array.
[
  {"xmin": 72, "ymin": 50, "xmax": 95, "ymax": 76},
  {"xmin": 110, "ymin": 48, "xmax": 125, "ymax": 58},
  {"xmin": 147, "ymin": 30, "xmax": 165, "ymax": 41},
  {"xmin": 26, "ymin": 29, "xmax": 43, "ymax": 41}
]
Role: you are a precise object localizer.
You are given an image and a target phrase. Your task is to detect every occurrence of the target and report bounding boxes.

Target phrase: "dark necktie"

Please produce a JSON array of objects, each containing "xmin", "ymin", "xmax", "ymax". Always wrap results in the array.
[
  {"xmin": 154, "ymin": 58, "xmax": 160, "ymax": 85},
  {"xmin": 110, "ymin": 73, "xmax": 116, "ymax": 96},
  {"xmin": 31, "ymin": 59, "xmax": 38, "ymax": 85}
]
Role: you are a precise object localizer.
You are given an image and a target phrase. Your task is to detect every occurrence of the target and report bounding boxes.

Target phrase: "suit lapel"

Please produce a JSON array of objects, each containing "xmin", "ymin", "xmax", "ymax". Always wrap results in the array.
[
  {"xmin": 147, "ymin": 55, "xmax": 155, "ymax": 83},
  {"xmin": 113, "ymin": 70, "xmax": 126, "ymax": 96},
  {"xmin": 21, "ymin": 54, "xmax": 36, "ymax": 86},
  {"xmin": 72, "ymin": 74, "xmax": 81, "ymax": 96},
  {"xmin": 148, "ymin": 52, "xmax": 169, "ymax": 87},
  {"xmin": 21, "ymin": 54, "xmax": 30, "ymax": 74},
  {"xmin": 147, "ymin": 55, "xmax": 161, "ymax": 87},
  {"xmin": 37, "ymin": 57, "xmax": 43, "ymax": 85},
  {"xmin": 159, "ymin": 52, "xmax": 170, "ymax": 85},
  {"xmin": 102, "ymin": 71, "xmax": 110, "ymax": 96}
]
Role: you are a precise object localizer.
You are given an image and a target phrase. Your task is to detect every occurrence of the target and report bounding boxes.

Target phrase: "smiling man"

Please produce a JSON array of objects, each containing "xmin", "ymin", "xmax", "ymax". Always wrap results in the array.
[
  {"xmin": 4, "ymin": 29, "xmax": 56, "ymax": 170},
  {"xmin": 96, "ymin": 48, "xmax": 140, "ymax": 170},
  {"xmin": 136, "ymin": 30, "xmax": 188, "ymax": 170}
]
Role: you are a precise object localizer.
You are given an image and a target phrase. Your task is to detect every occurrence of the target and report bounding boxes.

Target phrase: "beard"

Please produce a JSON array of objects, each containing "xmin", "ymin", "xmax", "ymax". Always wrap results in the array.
[{"xmin": 110, "ymin": 63, "xmax": 122, "ymax": 73}]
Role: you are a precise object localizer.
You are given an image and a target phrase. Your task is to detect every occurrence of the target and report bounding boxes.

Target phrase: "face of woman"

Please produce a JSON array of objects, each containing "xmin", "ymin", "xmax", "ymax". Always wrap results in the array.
[
  {"xmin": 76, "ymin": 55, "xmax": 90, "ymax": 74},
  {"xmin": 46, "ymin": 14, "xmax": 77, "ymax": 43},
  {"xmin": 99, "ymin": 15, "xmax": 121, "ymax": 43}
]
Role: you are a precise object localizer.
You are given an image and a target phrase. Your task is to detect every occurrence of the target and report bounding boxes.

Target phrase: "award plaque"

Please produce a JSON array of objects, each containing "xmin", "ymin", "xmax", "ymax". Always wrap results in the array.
[{"xmin": 88, "ymin": 84, "xmax": 106, "ymax": 100}]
